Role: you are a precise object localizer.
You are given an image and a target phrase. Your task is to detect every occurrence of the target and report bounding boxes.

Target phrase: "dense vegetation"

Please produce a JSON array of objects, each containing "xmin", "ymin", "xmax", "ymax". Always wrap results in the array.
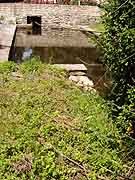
[
  {"xmin": 101, "ymin": 0, "xmax": 135, "ymax": 136},
  {"xmin": 0, "ymin": 59, "xmax": 134, "ymax": 179},
  {"xmin": 0, "ymin": 0, "xmax": 135, "ymax": 178}
]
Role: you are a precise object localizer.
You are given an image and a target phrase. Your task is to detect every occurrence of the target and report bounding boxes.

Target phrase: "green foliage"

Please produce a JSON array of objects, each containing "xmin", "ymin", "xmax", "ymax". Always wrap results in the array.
[
  {"xmin": 101, "ymin": 0, "xmax": 135, "ymax": 133},
  {"xmin": 0, "ymin": 61, "xmax": 17, "ymax": 74},
  {"xmin": 116, "ymin": 88, "xmax": 135, "ymax": 136},
  {"xmin": 102, "ymin": 0, "xmax": 135, "ymax": 103},
  {"xmin": 89, "ymin": 23, "xmax": 105, "ymax": 33},
  {"xmin": 0, "ymin": 60, "xmax": 133, "ymax": 179},
  {"xmin": 20, "ymin": 57, "xmax": 44, "ymax": 74}
]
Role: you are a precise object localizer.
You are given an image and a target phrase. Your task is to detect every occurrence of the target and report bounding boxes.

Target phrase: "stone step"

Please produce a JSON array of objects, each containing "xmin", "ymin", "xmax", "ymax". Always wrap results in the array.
[{"xmin": 54, "ymin": 64, "xmax": 87, "ymax": 72}]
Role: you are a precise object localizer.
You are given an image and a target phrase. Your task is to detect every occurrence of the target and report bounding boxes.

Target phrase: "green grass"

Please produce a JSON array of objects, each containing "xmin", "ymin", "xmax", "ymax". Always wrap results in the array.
[
  {"xmin": 0, "ymin": 58, "xmax": 134, "ymax": 179},
  {"xmin": 89, "ymin": 23, "xmax": 105, "ymax": 33}
]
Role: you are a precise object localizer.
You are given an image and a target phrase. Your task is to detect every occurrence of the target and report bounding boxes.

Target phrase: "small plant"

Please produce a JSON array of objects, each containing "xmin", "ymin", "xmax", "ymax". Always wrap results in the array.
[
  {"xmin": 20, "ymin": 57, "xmax": 44, "ymax": 74},
  {"xmin": 0, "ymin": 61, "xmax": 17, "ymax": 74}
]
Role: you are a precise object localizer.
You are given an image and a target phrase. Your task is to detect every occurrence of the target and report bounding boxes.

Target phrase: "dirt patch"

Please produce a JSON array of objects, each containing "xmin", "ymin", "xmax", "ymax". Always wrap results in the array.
[
  {"xmin": 53, "ymin": 115, "xmax": 80, "ymax": 131},
  {"xmin": 13, "ymin": 156, "xmax": 32, "ymax": 173}
]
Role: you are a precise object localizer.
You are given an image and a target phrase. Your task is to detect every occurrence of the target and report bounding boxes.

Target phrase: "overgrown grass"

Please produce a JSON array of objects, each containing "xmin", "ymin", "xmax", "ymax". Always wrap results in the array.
[
  {"xmin": 89, "ymin": 23, "xmax": 105, "ymax": 33},
  {"xmin": 0, "ymin": 58, "xmax": 134, "ymax": 179}
]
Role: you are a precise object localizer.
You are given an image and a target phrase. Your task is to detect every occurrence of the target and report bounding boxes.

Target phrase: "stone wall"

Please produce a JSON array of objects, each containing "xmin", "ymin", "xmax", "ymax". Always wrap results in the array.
[
  {"xmin": 0, "ymin": 3, "xmax": 101, "ymax": 48},
  {"xmin": 0, "ymin": 3, "xmax": 101, "ymax": 30},
  {"xmin": 15, "ymin": 28, "xmax": 95, "ymax": 47}
]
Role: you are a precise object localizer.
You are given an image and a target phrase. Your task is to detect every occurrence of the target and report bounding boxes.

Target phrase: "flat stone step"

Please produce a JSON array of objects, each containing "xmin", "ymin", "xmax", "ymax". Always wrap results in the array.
[
  {"xmin": 0, "ymin": 24, "xmax": 16, "ymax": 62},
  {"xmin": 54, "ymin": 64, "xmax": 87, "ymax": 72}
]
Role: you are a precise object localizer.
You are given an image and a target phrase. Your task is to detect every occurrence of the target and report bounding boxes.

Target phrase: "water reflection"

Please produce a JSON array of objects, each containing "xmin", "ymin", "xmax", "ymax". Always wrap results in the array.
[
  {"xmin": 11, "ymin": 28, "xmax": 110, "ymax": 94},
  {"xmin": 22, "ymin": 48, "xmax": 33, "ymax": 60}
]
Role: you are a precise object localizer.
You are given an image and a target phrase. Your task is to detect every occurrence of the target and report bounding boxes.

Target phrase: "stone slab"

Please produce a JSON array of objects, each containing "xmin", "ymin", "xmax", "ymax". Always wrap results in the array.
[
  {"xmin": 0, "ymin": 24, "xmax": 16, "ymax": 61},
  {"xmin": 54, "ymin": 64, "xmax": 87, "ymax": 71}
]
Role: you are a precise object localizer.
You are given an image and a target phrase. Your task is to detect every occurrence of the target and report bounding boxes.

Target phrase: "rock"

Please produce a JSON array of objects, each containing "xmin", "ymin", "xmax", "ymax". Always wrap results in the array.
[
  {"xmin": 83, "ymin": 80, "xmax": 94, "ymax": 87},
  {"xmin": 69, "ymin": 75, "xmax": 79, "ymax": 82},
  {"xmin": 11, "ymin": 72, "xmax": 23, "ymax": 78},
  {"xmin": 83, "ymin": 86, "xmax": 96, "ymax": 93},
  {"xmin": 69, "ymin": 74, "xmax": 95, "ymax": 92},
  {"xmin": 78, "ymin": 76, "xmax": 94, "ymax": 87},
  {"xmin": 83, "ymin": 86, "xmax": 89, "ymax": 91},
  {"xmin": 69, "ymin": 71, "xmax": 86, "ymax": 76},
  {"xmin": 11, "ymin": 72, "xmax": 23, "ymax": 81},
  {"xmin": 77, "ymin": 81, "xmax": 84, "ymax": 87},
  {"xmin": 69, "ymin": 75, "xmax": 94, "ymax": 87},
  {"xmin": 89, "ymin": 87, "xmax": 97, "ymax": 93}
]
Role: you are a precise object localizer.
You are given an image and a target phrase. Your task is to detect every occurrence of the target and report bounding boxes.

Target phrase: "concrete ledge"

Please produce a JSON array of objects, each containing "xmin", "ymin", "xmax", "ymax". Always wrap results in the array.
[
  {"xmin": 54, "ymin": 64, "xmax": 87, "ymax": 71},
  {"xmin": 0, "ymin": 24, "xmax": 16, "ymax": 62}
]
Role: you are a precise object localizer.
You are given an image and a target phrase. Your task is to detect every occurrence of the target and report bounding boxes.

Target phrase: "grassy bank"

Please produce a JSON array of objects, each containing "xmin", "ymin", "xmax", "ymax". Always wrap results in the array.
[{"xmin": 0, "ymin": 59, "xmax": 134, "ymax": 179}]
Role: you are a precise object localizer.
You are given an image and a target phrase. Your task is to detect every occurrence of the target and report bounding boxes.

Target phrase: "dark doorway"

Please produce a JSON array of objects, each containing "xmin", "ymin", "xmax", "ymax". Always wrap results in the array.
[{"xmin": 27, "ymin": 16, "xmax": 41, "ymax": 35}]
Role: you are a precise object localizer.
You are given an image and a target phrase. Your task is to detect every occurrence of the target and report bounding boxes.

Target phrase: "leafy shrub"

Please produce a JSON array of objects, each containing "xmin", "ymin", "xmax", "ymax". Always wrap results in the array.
[
  {"xmin": 102, "ymin": 0, "xmax": 135, "ymax": 103},
  {"xmin": 117, "ymin": 87, "xmax": 135, "ymax": 136},
  {"xmin": 101, "ymin": 0, "xmax": 135, "ymax": 133}
]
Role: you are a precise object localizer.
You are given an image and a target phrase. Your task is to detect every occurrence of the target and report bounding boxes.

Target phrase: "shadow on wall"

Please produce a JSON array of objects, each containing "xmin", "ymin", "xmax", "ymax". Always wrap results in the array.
[{"xmin": 0, "ymin": 45, "xmax": 6, "ymax": 49}]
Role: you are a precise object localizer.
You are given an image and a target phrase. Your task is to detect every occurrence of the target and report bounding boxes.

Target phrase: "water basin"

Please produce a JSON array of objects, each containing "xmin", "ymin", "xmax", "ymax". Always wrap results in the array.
[{"xmin": 11, "ymin": 27, "xmax": 110, "ymax": 94}]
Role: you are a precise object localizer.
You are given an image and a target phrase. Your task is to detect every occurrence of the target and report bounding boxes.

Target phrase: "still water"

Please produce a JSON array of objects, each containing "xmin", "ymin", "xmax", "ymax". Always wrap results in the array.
[{"xmin": 11, "ymin": 27, "xmax": 110, "ymax": 93}]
